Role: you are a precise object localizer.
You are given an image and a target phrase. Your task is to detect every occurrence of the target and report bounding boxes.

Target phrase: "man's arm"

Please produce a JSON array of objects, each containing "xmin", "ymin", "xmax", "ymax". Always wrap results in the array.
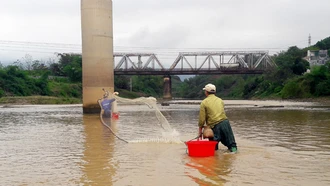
[
  {"xmin": 198, "ymin": 127, "xmax": 203, "ymax": 137},
  {"xmin": 198, "ymin": 102, "xmax": 206, "ymax": 127},
  {"xmin": 108, "ymin": 92, "xmax": 119, "ymax": 104},
  {"xmin": 198, "ymin": 102, "xmax": 206, "ymax": 136}
]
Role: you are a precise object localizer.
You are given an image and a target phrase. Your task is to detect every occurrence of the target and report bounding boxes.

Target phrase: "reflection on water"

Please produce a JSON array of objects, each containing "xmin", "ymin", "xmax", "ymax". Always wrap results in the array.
[
  {"xmin": 184, "ymin": 154, "xmax": 235, "ymax": 186},
  {"xmin": 80, "ymin": 114, "xmax": 116, "ymax": 186},
  {"xmin": 0, "ymin": 101, "xmax": 330, "ymax": 186}
]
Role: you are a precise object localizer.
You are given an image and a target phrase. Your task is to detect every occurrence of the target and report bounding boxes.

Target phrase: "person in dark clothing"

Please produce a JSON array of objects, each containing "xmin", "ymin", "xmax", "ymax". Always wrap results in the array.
[
  {"xmin": 99, "ymin": 89, "xmax": 119, "ymax": 118},
  {"xmin": 101, "ymin": 98, "xmax": 116, "ymax": 118}
]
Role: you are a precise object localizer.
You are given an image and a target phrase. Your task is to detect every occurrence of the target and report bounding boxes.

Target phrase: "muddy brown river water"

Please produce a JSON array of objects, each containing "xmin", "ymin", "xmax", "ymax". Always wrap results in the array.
[{"xmin": 0, "ymin": 100, "xmax": 329, "ymax": 186}]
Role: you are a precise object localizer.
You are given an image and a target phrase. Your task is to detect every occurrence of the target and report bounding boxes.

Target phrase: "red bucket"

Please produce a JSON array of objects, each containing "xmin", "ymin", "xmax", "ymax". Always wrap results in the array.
[
  {"xmin": 185, "ymin": 139, "xmax": 218, "ymax": 157},
  {"xmin": 112, "ymin": 113, "xmax": 119, "ymax": 119}
]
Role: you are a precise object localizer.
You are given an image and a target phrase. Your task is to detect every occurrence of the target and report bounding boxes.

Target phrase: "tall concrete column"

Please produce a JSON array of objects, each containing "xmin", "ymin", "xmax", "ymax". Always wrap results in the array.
[
  {"xmin": 163, "ymin": 76, "xmax": 172, "ymax": 100},
  {"xmin": 81, "ymin": 0, "xmax": 114, "ymax": 113}
]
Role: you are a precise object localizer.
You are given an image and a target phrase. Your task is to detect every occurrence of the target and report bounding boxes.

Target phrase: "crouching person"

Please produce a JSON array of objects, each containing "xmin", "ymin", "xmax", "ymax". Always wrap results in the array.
[{"xmin": 198, "ymin": 83, "xmax": 237, "ymax": 153}]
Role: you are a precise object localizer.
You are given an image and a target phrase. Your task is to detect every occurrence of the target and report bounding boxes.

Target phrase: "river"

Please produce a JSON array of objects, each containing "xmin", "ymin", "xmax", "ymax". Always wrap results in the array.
[{"xmin": 0, "ymin": 100, "xmax": 329, "ymax": 186}]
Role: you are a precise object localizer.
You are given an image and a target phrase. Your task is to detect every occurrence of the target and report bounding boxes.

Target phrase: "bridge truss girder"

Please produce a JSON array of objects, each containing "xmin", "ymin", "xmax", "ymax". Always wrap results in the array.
[
  {"xmin": 114, "ymin": 53, "xmax": 165, "ymax": 70},
  {"xmin": 169, "ymin": 51, "xmax": 276, "ymax": 71}
]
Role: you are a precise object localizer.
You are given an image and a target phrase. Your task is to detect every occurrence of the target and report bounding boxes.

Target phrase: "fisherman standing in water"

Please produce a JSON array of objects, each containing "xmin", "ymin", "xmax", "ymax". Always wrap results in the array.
[
  {"xmin": 99, "ymin": 89, "xmax": 119, "ymax": 118},
  {"xmin": 198, "ymin": 83, "xmax": 238, "ymax": 153}
]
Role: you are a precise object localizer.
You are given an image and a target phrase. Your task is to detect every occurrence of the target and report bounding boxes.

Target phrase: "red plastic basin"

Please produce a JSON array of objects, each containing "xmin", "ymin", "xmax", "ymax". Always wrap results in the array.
[
  {"xmin": 112, "ymin": 113, "xmax": 119, "ymax": 119},
  {"xmin": 185, "ymin": 140, "xmax": 218, "ymax": 157}
]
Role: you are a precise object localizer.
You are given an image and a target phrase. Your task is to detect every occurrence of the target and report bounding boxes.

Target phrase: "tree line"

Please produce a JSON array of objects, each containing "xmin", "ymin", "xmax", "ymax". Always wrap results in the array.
[{"xmin": 0, "ymin": 37, "xmax": 330, "ymax": 101}]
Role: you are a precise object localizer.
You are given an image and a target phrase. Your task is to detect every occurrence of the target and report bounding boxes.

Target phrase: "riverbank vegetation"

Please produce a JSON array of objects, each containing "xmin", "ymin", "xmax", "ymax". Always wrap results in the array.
[{"xmin": 0, "ymin": 37, "xmax": 330, "ymax": 104}]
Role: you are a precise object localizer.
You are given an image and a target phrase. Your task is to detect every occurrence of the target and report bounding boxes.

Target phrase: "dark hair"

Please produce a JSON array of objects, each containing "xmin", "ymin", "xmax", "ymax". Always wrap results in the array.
[{"xmin": 207, "ymin": 91, "xmax": 215, "ymax": 94}]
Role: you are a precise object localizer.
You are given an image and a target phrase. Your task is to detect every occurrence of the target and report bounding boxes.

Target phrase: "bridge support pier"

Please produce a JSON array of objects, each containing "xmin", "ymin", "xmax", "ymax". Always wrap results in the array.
[
  {"xmin": 163, "ymin": 76, "xmax": 172, "ymax": 100},
  {"xmin": 81, "ymin": 0, "xmax": 114, "ymax": 113}
]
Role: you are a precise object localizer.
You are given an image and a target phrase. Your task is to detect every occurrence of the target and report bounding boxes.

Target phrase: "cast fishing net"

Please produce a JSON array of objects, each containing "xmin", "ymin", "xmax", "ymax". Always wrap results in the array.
[{"xmin": 99, "ymin": 89, "xmax": 182, "ymax": 144}]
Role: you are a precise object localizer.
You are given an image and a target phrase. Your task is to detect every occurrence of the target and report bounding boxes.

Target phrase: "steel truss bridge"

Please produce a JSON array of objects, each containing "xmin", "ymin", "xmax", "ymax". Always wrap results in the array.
[{"xmin": 114, "ymin": 51, "xmax": 276, "ymax": 75}]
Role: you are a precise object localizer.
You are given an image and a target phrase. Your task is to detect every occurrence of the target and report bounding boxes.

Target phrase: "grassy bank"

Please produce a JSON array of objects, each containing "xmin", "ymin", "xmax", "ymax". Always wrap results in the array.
[{"xmin": 0, "ymin": 89, "xmax": 151, "ymax": 105}]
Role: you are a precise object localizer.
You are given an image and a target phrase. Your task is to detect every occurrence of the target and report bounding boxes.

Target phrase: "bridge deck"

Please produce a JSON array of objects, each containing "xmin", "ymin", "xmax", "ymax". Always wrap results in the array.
[{"xmin": 114, "ymin": 68, "xmax": 264, "ymax": 75}]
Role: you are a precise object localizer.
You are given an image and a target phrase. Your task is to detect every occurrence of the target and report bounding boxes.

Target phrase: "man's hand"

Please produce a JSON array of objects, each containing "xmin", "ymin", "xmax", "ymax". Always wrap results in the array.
[{"xmin": 113, "ymin": 92, "xmax": 119, "ymax": 95}]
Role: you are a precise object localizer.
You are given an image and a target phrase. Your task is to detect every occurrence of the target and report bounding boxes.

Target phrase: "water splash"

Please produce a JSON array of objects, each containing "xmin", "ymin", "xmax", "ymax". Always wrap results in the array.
[
  {"xmin": 128, "ymin": 129, "xmax": 183, "ymax": 144},
  {"xmin": 128, "ymin": 138, "xmax": 183, "ymax": 144}
]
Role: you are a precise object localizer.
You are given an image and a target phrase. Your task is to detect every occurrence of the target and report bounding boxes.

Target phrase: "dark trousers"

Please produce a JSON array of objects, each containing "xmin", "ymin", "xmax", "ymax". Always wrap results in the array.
[
  {"xmin": 211, "ymin": 119, "xmax": 237, "ymax": 150},
  {"xmin": 103, "ymin": 109, "xmax": 111, "ymax": 118}
]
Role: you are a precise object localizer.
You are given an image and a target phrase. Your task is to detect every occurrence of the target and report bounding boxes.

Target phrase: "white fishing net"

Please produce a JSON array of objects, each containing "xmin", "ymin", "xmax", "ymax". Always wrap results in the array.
[
  {"xmin": 114, "ymin": 96, "xmax": 172, "ymax": 132},
  {"xmin": 112, "ymin": 95, "xmax": 183, "ymax": 144}
]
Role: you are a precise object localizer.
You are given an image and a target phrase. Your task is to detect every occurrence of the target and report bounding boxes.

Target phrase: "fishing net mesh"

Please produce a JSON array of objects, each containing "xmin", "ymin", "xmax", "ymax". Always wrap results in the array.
[{"xmin": 112, "ymin": 95, "xmax": 182, "ymax": 144}]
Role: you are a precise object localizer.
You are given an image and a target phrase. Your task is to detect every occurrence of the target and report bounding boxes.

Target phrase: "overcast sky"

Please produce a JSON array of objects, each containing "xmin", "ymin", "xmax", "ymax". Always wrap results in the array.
[{"xmin": 0, "ymin": 0, "xmax": 330, "ymax": 65}]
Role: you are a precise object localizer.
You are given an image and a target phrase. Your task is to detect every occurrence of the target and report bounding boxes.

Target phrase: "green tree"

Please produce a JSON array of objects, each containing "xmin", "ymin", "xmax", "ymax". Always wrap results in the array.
[
  {"xmin": 35, "ymin": 71, "xmax": 51, "ymax": 96},
  {"xmin": 315, "ymin": 36, "xmax": 330, "ymax": 50},
  {"xmin": 115, "ymin": 75, "xmax": 130, "ymax": 90},
  {"xmin": 62, "ymin": 55, "xmax": 82, "ymax": 82},
  {"xmin": 291, "ymin": 58, "xmax": 309, "ymax": 75},
  {"xmin": 306, "ymin": 64, "xmax": 330, "ymax": 96},
  {"xmin": 131, "ymin": 75, "xmax": 163, "ymax": 97},
  {"xmin": 275, "ymin": 46, "xmax": 309, "ymax": 76},
  {"xmin": 51, "ymin": 53, "xmax": 82, "ymax": 80}
]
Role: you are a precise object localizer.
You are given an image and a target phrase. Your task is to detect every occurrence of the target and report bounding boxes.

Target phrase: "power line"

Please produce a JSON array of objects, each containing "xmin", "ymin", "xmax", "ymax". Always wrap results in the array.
[
  {"xmin": 0, "ymin": 40, "xmax": 81, "ymax": 48},
  {"xmin": 0, "ymin": 39, "xmax": 298, "ymax": 58},
  {"xmin": 0, "ymin": 39, "xmax": 288, "ymax": 50}
]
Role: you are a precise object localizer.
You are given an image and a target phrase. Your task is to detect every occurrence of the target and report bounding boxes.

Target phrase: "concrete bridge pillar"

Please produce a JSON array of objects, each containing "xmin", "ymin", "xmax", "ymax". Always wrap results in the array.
[
  {"xmin": 81, "ymin": 0, "xmax": 114, "ymax": 113},
  {"xmin": 163, "ymin": 76, "xmax": 172, "ymax": 100}
]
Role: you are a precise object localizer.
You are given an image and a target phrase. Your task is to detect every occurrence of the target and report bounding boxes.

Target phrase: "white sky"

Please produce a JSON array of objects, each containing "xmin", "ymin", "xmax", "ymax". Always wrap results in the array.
[{"xmin": 0, "ymin": 0, "xmax": 330, "ymax": 65}]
